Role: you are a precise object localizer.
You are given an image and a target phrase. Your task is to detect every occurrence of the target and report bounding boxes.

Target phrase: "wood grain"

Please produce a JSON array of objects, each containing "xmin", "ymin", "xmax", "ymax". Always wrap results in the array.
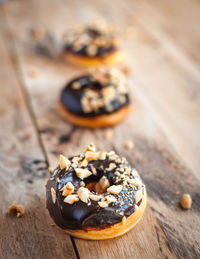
[
  {"xmin": 1, "ymin": 0, "xmax": 200, "ymax": 258},
  {"xmin": 0, "ymin": 11, "xmax": 76, "ymax": 259}
]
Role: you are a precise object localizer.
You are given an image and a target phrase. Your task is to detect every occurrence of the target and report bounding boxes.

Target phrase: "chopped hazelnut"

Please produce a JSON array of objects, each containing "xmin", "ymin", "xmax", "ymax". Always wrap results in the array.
[
  {"xmin": 107, "ymin": 185, "xmax": 123, "ymax": 194},
  {"xmin": 102, "ymin": 86, "xmax": 116, "ymax": 102},
  {"xmin": 98, "ymin": 151, "xmax": 106, "ymax": 160},
  {"xmin": 104, "ymin": 128, "xmax": 113, "ymax": 140},
  {"xmin": 71, "ymin": 81, "xmax": 81, "ymax": 90},
  {"xmin": 81, "ymin": 97, "xmax": 92, "ymax": 113},
  {"xmin": 62, "ymin": 182, "xmax": 74, "ymax": 196},
  {"xmin": 90, "ymin": 165, "xmax": 97, "ymax": 175},
  {"xmin": 8, "ymin": 204, "xmax": 25, "ymax": 217},
  {"xmin": 73, "ymin": 41, "xmax": 82, "ymax": 51},
  {"xmin": 98, "ymin": 201, "xmax": 108, "ymax": 208},
  {"xmin": 80, "ymin": 181, "xmax": 85, "ymax": 187},
  {"xmin": 89, "ymin": 194, "xmax": 101, "ymax": 201},
  {"xmin": 107, "ymin": 151, "xmax": 116, "ymax": 157},
  {"xmin": 60, "ymin": 155, "xmax": 71, "ymax": 170},
  {"xmin": 85, "ymin": 151, "xmax": 98, "ymax": 161},
  {"xmin": 51, "ymin": 187, "xmax": 56, "ymax": 204},
  {"xmin": 125, "ymin": 168, "xmax": 131, "ymax": 175},
  {"xmin": 119, "ymin": 95, "xmax": 126, "ymax": 104},
  {"xmin": 86, "ymin": 44, "xmax": 97, "ymax": 56},
  {"xmin": 78, "ymin": 187, "xmax": 90, "ymax": 203},
  {"xmin": 124, "ymin": 140, "xmax": 134, "ymax": 150},
  {"xmin": 128, "ymin": 178, "xmax": 140, "ymax": 187},
  {"xmin": 134, "ymin": 189, "xmax": 143, "ymax": 203},
  {"xmin": 134, "ymin": 205, "xmax": 139, "ymax": 211},
  {"xmin": 79, "ymin": 158, "xmax": 88, "ymax": 168},
  {"xmin": 64, "ymin": 194, "xmax": 79, "ymax": 204},
  {"xmin": 180, "ymin": 194, "xmax": 192, "ymax": 209},
  {"xmin": 75, "ymin": 168, "xmax": 92, "ymax": 180},
  {"xmin": 86, "ymin": 144, "xmax": 96, "ymax": 153},
  {"xmin": 106, "ymin": 163, "xmax": 116, "ymax": 171}
]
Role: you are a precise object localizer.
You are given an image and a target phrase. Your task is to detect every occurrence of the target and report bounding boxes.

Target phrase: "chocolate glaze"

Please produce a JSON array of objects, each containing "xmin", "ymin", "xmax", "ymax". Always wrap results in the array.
[
  {"xmin": 64, "ymin": 28, "xmax": 117, "ymax": 58},
  {"xmin": 60, "ymin": 75, "xmax": 130, "ymax": 118},
  {"xmin": 46, "ymin": 157, "xmax": 143, "ymax": 230},
  {"xmin": 65, "ymin": 44, "xmax": 116, "ymax": 58}
]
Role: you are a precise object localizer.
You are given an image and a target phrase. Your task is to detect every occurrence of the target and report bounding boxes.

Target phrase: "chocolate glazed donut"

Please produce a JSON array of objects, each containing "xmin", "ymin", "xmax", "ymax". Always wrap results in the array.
[
  {"xmin": 58, "ymin": 68, "xmax": 132, "ymax": 128},
  {"xmin": 46, "ymin": 144, "xmax": 147, "ymax": 240},
  {"xmin": 63, "ymin": 23, "xmax": 123, "ymax": 67}
]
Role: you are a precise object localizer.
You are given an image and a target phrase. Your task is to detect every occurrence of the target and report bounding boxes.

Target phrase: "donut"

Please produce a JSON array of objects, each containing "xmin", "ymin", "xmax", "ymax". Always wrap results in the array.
[
  {"xmin": 58, "ymin": 68, "xmax": 131, "ymax": 127},
  {"xmin": 63, "ymin": 22, "xmax": 123, "ymax": 67},
  {"xmin": 46, "ymin": 144, "xmax": 147, "ymax": 240}
]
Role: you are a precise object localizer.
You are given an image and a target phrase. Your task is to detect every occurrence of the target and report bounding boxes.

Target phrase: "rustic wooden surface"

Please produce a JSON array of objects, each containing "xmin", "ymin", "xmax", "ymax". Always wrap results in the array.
[{"xmin": 0, "ymin": 0, "xmax": 200, "ymax": 258}]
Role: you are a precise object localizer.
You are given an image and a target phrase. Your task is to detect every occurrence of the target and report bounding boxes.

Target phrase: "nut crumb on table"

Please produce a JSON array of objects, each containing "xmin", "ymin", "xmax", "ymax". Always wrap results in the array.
[
  {"xmin": 32, "ymin": 28, "xmax": 45, "ymax": 41},
  {"xmin": 104, "ymin": 128, "xmax": 113, "ymax": 139},
  {"xmin": 124, "ymin": 140, "xmax": 134, "ymax": 150},
  {"xmin": 8, "ymin": 204, "xmax": 25, "ymax": 217},
  {"xmin": 180, "ymin": 194, "xmax": 192, "ymax": 209},
  {"xmin": 28, "ymin": 69, "xmax": 38, "ymax": 78}
]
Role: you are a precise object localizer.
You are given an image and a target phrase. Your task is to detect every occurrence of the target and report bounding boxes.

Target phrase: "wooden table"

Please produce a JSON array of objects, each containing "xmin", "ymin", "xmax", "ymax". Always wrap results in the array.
[{"xmin": 0, "ymin": 0, "xmax": 200, "ymax": 258}]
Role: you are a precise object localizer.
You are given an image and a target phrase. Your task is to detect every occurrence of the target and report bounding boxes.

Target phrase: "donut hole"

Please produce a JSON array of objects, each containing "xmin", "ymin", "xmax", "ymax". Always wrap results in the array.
[
  {"xmin": 85, "ymin": 182, "xmax": 98, "ymax": 192},
  {"xmin": 85, "ymin": 176, "xmax": 110, "ymax": 194}
]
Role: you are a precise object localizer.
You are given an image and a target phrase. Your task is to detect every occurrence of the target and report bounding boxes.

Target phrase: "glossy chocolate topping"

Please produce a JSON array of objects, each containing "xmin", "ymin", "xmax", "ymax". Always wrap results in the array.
[
  {"xmin": 60, "ymin": 74, "xmax": 130, "ymax": 118},
  {"xmin": 46, "ymin": 148, "xmax": 144, "ymax": 230}
]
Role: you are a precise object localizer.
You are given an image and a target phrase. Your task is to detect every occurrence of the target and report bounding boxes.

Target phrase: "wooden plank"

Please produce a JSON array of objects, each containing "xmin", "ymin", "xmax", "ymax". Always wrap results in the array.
[
  {"xmin": 130, "ymin": 0, "xmax": 200, "ymax": 70},
  {"xmin": 0, "ymin": 12, "xmax": 76, "ymax": 259},
  {"xmin": 2, "ymin": 0, "xmax": 200, "ymax": 258},
  {"xmin": 90, "ymin": 0, "xmax": 200, "ymax": 179}
]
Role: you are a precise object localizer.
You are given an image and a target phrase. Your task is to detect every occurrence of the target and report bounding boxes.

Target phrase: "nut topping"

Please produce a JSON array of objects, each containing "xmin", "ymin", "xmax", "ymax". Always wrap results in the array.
[
  {"xmin": 134, "ymin": 189, "xmax": 143, "ymax": 203},
  {"xmin": 62, "ymin": 182, "xmax": 74, "ymax": 196},
  {"xmin": 98, "ymin": 151, "xmax": 106, "ymax": 160},
  {"xmin": 86, "ymin": 143, "xmax": 96, "ymax": 152},
  {"xmin": 71, "ymin": 81, "xmax": 81, "ymax": 90},
  {"xmin": 64, "ymin": 194, "xmax": 79, "ymax": 204},
  {"xmin": 51, "ymin": 187, "xmax": 56, "ymax": 204},
  {"xmin": 98, "ymin": 201, "xmax": 108, "ymax": 208},
  {"xmin": 89, "ymin": 194, "xmax": 101, "ymax": 201},
  {"xmin": 122, "ymin": 216, "xmax": 126, "ymax": 225},
  {"xmin": 128, "ymin": 178, "xmax": 140, "ymax": 187},
  {"xmin": 49, "ymin": 144, "xmax": 144, "ymax": 220},
  {"xmin": 78, "ymin": 187, "xmax": 90, "ymax": 203},
  {"xmin": 75, "ymin": 168, "xmax": 92, "ymax": 179},
  {"xmin": 106, "ymin": 163, "xmax": 116, "ymax": 171},
  {"xmin": 78, "ymin": 68, "xmax": 129, "ymax": 114},
  {"xmin": 79, "ymin": 158, "xmax": 88, "ymax": 168},
  {"xmin": 86, "ymin": 44, "xmax": 98, "ymax": 56},
  {"xmin": 107, "ymin": 185, "xmax": 123, "ymax": 194},
  {"xmin": 85, "ymin": 151, "xmax": 98, "ymax": 161},
  {"xmin": 90, "ymin": 165, "xmax": 97, "ymax": 175},
  {"xmin": 60, "ymin": 155, "xmax": 71, "ymax": 170}
]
